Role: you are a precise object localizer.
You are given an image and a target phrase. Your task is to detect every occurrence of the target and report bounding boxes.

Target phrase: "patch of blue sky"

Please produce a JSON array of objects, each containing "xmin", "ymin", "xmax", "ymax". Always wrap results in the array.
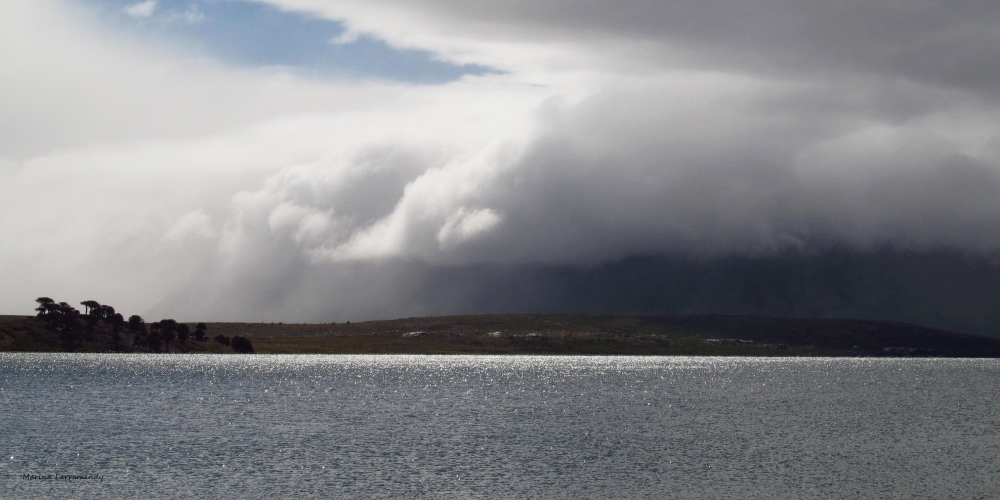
[{"xmin": 82, "ymin": 0, "xmax": 497, "ymax": 84}]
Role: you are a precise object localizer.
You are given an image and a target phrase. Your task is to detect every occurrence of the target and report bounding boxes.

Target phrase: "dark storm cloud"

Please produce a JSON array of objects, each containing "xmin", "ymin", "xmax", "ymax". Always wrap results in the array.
[
  {"xmin": 368, "ymin": 0, "xmax": 1000, "ymax": 91},
  {"xmin": 482, "ymin": 78, "xmax": 1000, "ymax": 261},
  {"xmin": 271, "ymin": 0, "xmax": 1000, "ymax": 93}
]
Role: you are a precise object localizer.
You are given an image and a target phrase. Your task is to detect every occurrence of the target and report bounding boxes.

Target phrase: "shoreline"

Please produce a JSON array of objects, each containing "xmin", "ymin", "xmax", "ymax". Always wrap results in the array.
[{"xmin": 4, "ymin": 314, "xmax": 1000, "ymax": 357}]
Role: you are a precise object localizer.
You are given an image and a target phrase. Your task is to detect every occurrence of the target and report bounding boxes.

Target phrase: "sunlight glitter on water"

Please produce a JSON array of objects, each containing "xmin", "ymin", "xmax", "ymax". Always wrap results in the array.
[{"xmin": 2, "ymin": 354, "xmax": 999, "ymax": 498}]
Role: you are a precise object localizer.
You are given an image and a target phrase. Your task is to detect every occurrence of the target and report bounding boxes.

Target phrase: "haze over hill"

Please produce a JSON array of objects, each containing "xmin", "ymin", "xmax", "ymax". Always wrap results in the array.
[{"xmin": 413, "ymin": 252, "xmax": 1000, "ymax": 338}]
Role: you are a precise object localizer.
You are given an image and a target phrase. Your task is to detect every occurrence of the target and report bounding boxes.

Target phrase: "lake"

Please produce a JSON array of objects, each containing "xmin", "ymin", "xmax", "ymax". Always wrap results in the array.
[{"xmin": 1, "ymin": 354, "xmax": 998, "ymax": 498}]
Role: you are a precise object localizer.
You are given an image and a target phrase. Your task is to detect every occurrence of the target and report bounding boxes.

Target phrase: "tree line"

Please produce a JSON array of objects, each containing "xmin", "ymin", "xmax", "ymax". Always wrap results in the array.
[{"xmin": 34, "ymin": 297, "xmax": 253, "ymax": 353}]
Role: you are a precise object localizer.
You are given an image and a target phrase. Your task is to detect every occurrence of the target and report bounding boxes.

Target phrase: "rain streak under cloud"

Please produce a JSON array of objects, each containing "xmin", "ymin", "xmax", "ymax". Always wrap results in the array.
[{"xmin": 3, "ymin": 0, "xmax": 1000, "ymax": 325}]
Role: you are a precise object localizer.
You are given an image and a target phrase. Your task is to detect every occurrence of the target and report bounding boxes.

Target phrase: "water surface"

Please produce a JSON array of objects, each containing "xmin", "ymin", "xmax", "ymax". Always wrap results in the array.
[{"xmin": 1, "ymin": 354, "xmax": 998, "ymax": 498}]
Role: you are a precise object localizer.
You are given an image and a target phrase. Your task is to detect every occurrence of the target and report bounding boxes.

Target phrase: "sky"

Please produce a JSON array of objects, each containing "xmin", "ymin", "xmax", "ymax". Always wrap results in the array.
[{"xmin": 3, "ymin": 0, "xmax": 1000, "ymax": 321}]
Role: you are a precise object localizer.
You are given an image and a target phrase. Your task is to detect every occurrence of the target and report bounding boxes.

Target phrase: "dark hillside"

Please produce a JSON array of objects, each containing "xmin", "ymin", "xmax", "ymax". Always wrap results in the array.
[
  {"xmin": 5, "ymin": 313, "xmax": 999, "ymax": 356},
  {"xmin": 113, "ymin": 314, "xmax": 1000, "ymax": 356}
]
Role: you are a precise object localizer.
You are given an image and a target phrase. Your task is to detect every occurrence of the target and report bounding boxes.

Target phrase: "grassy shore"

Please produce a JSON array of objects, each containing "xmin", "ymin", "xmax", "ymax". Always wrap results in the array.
[{"xmin": 4, "ymin": 313, "xmax": 1000, "ymax": 356}]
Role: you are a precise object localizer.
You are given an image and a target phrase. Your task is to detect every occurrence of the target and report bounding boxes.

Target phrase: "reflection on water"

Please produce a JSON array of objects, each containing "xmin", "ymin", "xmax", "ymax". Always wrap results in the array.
[{"xmin": 2, "ymin": 354, "xmax": 999, "ymax": 498}]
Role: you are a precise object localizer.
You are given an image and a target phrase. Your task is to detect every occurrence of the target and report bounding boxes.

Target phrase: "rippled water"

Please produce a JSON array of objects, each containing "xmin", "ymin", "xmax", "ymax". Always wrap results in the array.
[{"xmin": 1, "ymin": 354, "xmax": 999, "ymax": 499}]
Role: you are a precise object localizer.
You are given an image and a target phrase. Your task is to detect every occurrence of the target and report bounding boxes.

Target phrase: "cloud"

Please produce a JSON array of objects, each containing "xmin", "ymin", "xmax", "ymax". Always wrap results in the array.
[
  {"xmin": 2, "ymin": 0, "xmax": 1000, "ymax": 322},
  {"xmin": 329, "ymin": 29, "xmax": 362, "ymax": 45},
  {"xmin": 253, "ymin": 0, "xmax": 1000, "ymax": 93},
  {"xmin": 164, "ymin": 210, "xmax": 215, "ymax": 242},
  {"xmin": 437, "ymin": 208, "xmax": 502, "ymax": 250},
  {"xmin": 165, "ymin": 4, "xmax": 204, "ymax": 25},
  {"xmin": 124, "ymin": 0, "xmax": 156, "ymax": 18}
]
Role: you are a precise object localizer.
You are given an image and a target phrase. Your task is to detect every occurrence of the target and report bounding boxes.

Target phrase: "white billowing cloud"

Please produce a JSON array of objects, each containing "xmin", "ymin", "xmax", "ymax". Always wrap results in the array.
[
  {"xmin": 437, "ymin": 208, "xmax": 502, "ymax": 250},
  {"xmin": 3, "ymin": 0, "xmax": 1000, "ymax": 320},
  {"xmin": 0, "ymin": 1, "xmax": 549, "ymax": 316},
  {"xmin": 164, "ymin": 210, "xmax": 214, "ymax": 242},
  {"xmin": 124, "ymin": 0, "xmax": 156, "ymax": 18}
]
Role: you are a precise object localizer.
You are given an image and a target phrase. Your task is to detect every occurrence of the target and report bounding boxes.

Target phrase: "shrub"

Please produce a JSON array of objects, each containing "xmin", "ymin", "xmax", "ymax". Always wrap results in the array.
[{"xmin": 231, "ymin": 336, "xmax": 254, "ymax": 353}]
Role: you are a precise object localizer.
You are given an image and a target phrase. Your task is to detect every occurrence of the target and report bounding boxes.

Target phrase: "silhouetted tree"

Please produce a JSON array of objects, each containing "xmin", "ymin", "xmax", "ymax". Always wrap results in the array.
[
  {"xmin": 194, "ymin": 322, "xmax": 207, "ymax": 341},
  {"xmin": 231, "ymin": 336, "xmax": 254, "ymax": 353},
  {"xmin": 126, "ymin": 315, "xmax": 146, "ymax": 350},
  {"xmin": 45, "ymin": 302, "xmax": 84, "ymax": 351},
  {"xmin": 177, "ymin": 323, "xmax": 190, "ymax": 343},
  {"xmin": 147, "ymin": 322, "xmax": 162, "ymax": 353},
  {"xmin": 30, "ymin": 296, "xmax": 250, "ymax": 353},
  {"xmin": 80, "ymin": 300, "xmax": 100, "ymax": 317},
  {"xmin": 109, "ymin": 312, "xmax": 125, "ymax": 352},
  {"xmin": 158, "ymin": 319, "xmax": 177, "ymax": 352},
  {"xmin": 128, "ymin": 315, "xmax": 145, "ymax": 333},
  {"xmin": 82, "ymin": 317, "xmax": 97, "ymax": 342},
  {"xmin": 78, "ymin": 301, "xmax": 103, "ymax": 342},
  {"xmin": 98, "ymin": 305, "xmax": 115, "ymax": 321},
  {"xmin": 35, "ymin": 297, "xmax": 55, "ymax": 319}
]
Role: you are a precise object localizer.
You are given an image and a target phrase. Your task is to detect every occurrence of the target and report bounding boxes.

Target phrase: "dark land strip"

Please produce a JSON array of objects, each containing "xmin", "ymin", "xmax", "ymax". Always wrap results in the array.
[{"xmin": 3, "ymin": 314, "xmax": 999, "ymax": 356}]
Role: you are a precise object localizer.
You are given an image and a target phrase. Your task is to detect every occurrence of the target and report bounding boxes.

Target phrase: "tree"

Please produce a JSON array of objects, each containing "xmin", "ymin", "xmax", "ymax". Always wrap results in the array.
[
  {"xmin": 231, "ymin": 336, "xmax": 254, "ymax": 353},
  {"xmin": 213, "ymin": 334, "xmax": 230, "ymax": 346},
  {"xmin": 128, "ymin": 315, "xmax": 146, "ymax": 350},
  {"xmin": 80, "ymin": 300, "xmax": 100, "ymax": 317},
  {"xmin": 35, "ymin": 297, "xmax": 55, "ymax": 318},
  {"xmin": 194, "ymin": 323, "xmax": 208, "ymax": 341},
  {"xmin": 82, "ymin": 312, "xmax": 97, "ymax": 342},
  {"xmin": 159, "ymin": 319, "xmax": 177, "ymax": 352},
  {"xmin": 177, "ymin": 323, "xmax": 190, "ymax": 343},
  {"xmin": 110, "ymin": 313, "xmax": 125, "ymax": 352},
  {"xmin": 50, "ymin": 302, "xmax": 83, "ymax": 351},
  {"xmin": 128, "ymin": 315, "xmax": 145, "ymax": 333},
  {"xmin": 147, "ymin": 322, "xmax": 162, "ymax": 353},
  {"xmin": 99, "ymin": 305, "xmax": 115, "ymax": 321},
  {"xmin": 79, "ymin": 301, "xmax": 102, "ymax": 342}
]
